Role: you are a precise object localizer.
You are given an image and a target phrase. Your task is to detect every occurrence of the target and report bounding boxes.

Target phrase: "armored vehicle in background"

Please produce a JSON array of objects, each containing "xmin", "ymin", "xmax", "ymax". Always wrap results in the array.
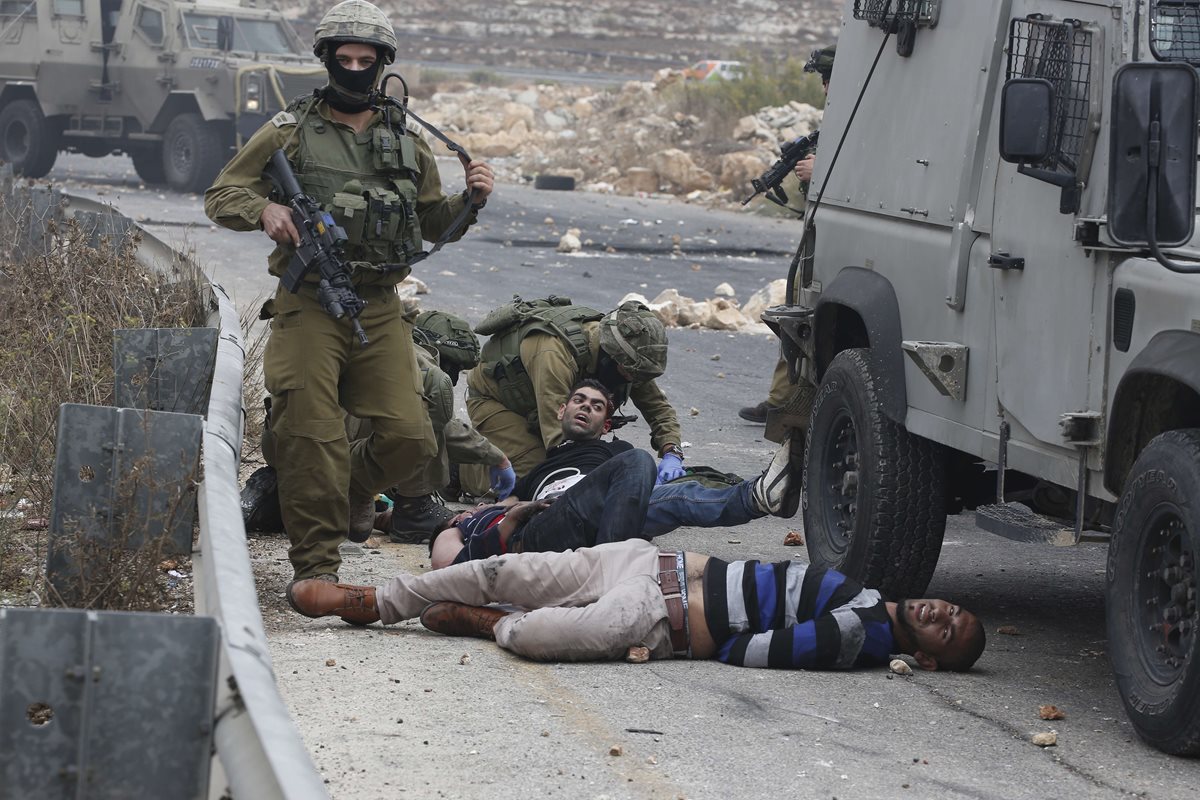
[
  {"xmin": 0, "ymin": 0, "xmax": 324, "ymax": 191},
  {"xmin": 764, "ymin": 0, "xmax": 1200, "ymax": 756}
]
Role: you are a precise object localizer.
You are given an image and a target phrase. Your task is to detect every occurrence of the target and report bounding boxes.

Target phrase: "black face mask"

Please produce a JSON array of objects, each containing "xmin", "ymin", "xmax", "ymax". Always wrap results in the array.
[{"xmin": 322, "ymin": 47, "xmax": 382, "ymax": 113}]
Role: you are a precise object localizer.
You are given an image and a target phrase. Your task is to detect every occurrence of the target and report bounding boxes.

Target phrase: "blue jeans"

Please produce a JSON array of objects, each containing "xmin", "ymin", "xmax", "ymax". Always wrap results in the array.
[
  {"xmin": 643, "ymin": 480, "xmax": 760, "ymax": 538},
  {"xmin": 515, "ymin": 449, "xmax": 657, "ymax": 553}
]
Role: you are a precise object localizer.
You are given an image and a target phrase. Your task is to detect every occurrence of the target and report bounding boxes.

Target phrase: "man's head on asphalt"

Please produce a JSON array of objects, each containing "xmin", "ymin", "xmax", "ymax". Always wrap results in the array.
[
  {"xmin": 890, "ymin": 599, "xmax": 985, "ymax": 672},
  {"xmin": 556, "ymin": 379, "xmax": 614, "ymax": 441}
]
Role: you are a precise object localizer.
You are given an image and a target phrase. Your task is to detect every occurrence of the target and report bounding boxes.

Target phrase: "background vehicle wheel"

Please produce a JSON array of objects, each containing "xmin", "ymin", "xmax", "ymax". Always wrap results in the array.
[
  {"xmin": 1106, "ymin": 429, "xmax": 1200, "ymax": 756},
  {"xmin": 163, "ymin": 113, "xmax": 225, "ymax": 193},
  {"xmin": 533, "ymin": 174, "xmax": 576, "ymax": 191},
  {"xmin": 0, "ymin": 99, "xmax": 60, "ymax": 178},
  {"xmin": 131, "ymin": 146, "xmax": 167, "ymax": 185},
  {"xmin": 802, "ymin": 348, "xmax": 947, "ymax": 598}
]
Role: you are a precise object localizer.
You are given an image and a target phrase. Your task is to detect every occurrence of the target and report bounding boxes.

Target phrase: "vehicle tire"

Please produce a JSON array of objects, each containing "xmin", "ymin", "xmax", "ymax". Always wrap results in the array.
[
  {"xmin": 802, "ymin": 348, "xmax": 947, "ymax": 598},
  {"xmin": 534, "ymin": 174, "xmax": 575, "ymax": 191},
  {"xmin": 1106, "ymin": 429, "xmax": 1200, "ymax": 756},
  {"xmin": 0, "ymin": 99, "xmax": 59, "ymax": 178},
  {"xmin": 131, "ymin": 146, "xmax": 166, "ymax": 185},
  {"xmin": 163, "ymin": 113, "xmax": 225, "ymax": 193}
]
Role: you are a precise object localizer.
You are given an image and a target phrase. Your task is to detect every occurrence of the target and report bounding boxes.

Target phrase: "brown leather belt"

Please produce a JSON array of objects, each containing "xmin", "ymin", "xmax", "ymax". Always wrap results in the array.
[{"xmin": 657, "ymin": 551, "xmax": 689, "ymax": 657}]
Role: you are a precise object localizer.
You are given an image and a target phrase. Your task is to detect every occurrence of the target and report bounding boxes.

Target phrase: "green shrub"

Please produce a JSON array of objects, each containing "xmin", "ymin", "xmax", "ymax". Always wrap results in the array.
[{"xmin": 665, "ymin": 56, "xmax": 825, "ymax": 137}]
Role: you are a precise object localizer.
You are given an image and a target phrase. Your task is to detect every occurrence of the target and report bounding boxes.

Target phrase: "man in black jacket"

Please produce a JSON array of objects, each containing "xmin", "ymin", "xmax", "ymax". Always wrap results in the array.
[{"xmin": 428, "ymin": 379, "xmax": 799, "ymax": 567}]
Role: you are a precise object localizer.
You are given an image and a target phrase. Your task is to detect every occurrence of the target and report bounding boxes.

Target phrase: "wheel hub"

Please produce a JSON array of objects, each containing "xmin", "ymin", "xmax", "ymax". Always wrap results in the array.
[
  {"xmin": 3, "ymin": 120, "xmax": 31, "ymax": 160},
  {"xmin": 819, "ymin": 409, "xmax": 859, "ymax": 549},
  {"xmin": 170, "ymin": 133, "xmax": 193, "ymax": 175},
  {"xmin": 1137, "ymin": 512, "xmax": 1197, "ymax": 684}
]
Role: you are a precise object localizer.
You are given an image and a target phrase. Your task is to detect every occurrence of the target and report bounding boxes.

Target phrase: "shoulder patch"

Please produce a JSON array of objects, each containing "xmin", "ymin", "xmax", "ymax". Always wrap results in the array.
[{"xmin": 270, "ymin": 111, "xmax": 297, "ymax": 128}]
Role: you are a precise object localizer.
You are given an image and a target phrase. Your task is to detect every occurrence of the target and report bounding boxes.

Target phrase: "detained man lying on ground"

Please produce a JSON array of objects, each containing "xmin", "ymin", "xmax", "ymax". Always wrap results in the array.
[
  {"xmin": 284, "ymin": 539, "xmax": 986, "ymax": 672},
  {"xmin": 427, "ymin": 379, "xmax": 800, "ymax": 568}
]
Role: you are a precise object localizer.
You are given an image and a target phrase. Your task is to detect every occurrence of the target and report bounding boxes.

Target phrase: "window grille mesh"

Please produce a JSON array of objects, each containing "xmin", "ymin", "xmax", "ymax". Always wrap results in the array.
[
  {"xmin": 852, "ymin": 0, "xmax": 939, "ymax": 25},
  {"xmin": 1006, "ymin": 16, "xmax": 1093, "ymax": 175},
  {"xmin": 1151, "ymin": 1, "xmax": 1200, "ymax": 63}
]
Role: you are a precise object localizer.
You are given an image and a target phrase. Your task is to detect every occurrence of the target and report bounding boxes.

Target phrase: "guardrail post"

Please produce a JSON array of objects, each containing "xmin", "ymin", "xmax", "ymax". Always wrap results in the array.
[{"xmin": 0, "ymin": 608, "xmax": 219, "ymax": 799}]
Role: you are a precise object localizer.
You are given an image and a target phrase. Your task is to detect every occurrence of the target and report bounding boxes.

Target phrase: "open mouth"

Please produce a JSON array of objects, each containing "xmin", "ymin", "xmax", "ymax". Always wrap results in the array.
[{"xmin": 574, "ymin": 413, "xmax": 589, "ymax": 426}]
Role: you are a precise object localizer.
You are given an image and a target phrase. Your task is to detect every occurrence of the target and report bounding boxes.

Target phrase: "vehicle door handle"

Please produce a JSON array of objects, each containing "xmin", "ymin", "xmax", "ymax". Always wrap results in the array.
[{"xmin": 988, "ymin": 251, "xmax": 1025, "ymax": 271}]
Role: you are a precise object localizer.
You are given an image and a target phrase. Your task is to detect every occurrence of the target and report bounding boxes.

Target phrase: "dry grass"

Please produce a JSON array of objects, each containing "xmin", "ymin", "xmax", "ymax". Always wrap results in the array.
[
  {"xmin": 0, "ymin": 191, "xmax": 205, "ymax": 608},
  {"xmin": 239, "ymin": 295, "xmax": 271, "ymax": 461}
]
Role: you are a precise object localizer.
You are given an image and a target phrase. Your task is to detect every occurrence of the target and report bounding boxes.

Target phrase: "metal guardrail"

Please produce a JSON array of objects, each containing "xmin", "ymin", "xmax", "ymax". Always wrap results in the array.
[{"xmin": 1, "ymin": 178, "xmax": 329, "ymax": 799}]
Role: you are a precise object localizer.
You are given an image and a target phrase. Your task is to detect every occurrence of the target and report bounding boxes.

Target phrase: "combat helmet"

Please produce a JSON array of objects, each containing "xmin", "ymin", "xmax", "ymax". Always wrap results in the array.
[
  {"xmin": 313, "ymin": 0, "xmax": 398, "ymax": 63},
  {"xmin": 598, "ymin": 301, "xmax": 668, "ymax": 383},
  {"xmin": 413, "ymin": 310, "xmax": 480, "ymax": 385},
  {"xmin": 804, "ymin": 44, "xmax": 837, "ymax": 84}
]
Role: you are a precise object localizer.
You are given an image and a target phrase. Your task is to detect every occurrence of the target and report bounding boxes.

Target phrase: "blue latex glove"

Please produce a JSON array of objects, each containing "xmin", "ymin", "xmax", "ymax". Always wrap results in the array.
[
  {"xmin": 656, "ymin": 452, "xmax": 686, "ymax": 485},
  {"xmin": 489, "ymin": 461, "xmax": 517, "ymax": 500}
]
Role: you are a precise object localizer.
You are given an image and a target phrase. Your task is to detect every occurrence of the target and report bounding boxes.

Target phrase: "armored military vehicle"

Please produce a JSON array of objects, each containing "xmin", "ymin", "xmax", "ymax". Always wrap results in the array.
[
  {"xmin": 763, "ymin": 0, "xmax": 1200, "ymax": 755},
  {"xmin": 0, "ymin": 0, "xmax": 324, "ymax": 192}
]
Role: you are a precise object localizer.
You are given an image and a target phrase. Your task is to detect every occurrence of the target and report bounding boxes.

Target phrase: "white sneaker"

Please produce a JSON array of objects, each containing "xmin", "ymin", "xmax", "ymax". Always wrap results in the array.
[{"xmin": 751, "ymin": 435, "xmax": 801, "ymax": 518}]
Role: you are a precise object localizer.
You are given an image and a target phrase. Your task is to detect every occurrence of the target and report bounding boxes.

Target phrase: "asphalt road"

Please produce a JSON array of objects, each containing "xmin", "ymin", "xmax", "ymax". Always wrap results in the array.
[{"xmin": 47, "ymin": 153, "xmax": 1200, "ymax": 799}]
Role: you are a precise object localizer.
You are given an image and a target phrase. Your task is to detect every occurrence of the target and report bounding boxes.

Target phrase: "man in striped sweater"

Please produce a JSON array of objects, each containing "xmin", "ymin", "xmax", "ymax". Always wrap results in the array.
[{"xmin": 287, "ymin": 539, "xmax": 985, "ymax": 672}]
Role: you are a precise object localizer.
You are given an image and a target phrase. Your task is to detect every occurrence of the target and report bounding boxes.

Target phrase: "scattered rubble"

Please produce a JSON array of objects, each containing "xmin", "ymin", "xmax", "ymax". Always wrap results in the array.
[
  {"xmin": 1031, "ymin": 732, "xmax": 1058, "ymax": 748},
  {"xmin": 889, "ymin": 659, "xmax": 913, "ymax": 676},
  {"xmin": 783, "ymin": 531, "xmax": 805, "ymax": 546},
  {"xmin": 609, "ymin": 744, "xmax": 624, "ymax": 757},
  {"xmin": 997, "ymin": 625, "xmax": 1021, "ymax": 636},
  {"xmin": 556, "ymin": 229, "xmax": 583, "ymax": 253},
  {"xmin": 1038, "ymin": 705, "xmax": 1066, "ymax": 721},
  {"xmin": 625, "ymin": 645, "xmax": 651, "ymax": 663}
]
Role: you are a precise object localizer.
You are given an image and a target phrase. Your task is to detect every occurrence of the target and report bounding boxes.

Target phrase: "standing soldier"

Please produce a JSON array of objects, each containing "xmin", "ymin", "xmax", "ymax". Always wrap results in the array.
[
  {"xmin": 463, "ymin": 297, "xmax": 686, "ymax": 485},
  {"xmin": 739, "ymin": 43, "xmax": 835, "ymax": 427},
  {"xmin": 204, "ymin": 0, "xmax": 494, "ymax": 594}
]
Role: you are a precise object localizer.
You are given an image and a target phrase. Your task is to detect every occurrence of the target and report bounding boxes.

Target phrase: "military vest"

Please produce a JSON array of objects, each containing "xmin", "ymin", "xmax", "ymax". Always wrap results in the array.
[
  {"xmin": 475, "ymin": 296, "xmax": 606, "ymax": 416},
  {"xmin": 288, "ymin": 94, "xmax": 423, "ymax": 284}
]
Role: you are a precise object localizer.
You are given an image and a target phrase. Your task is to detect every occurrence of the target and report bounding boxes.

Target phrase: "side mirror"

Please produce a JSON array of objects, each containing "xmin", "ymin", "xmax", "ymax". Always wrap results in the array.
[
  {"xmin": 217, "ymin": 16, "xmax": 234, "ymax": 51},
  {"xmin": 999, "ymin": 78, "xmax": 1055, "ymax": 164},
  {"xmin": 1108, "ymin": 63, "xmax": 1198, "ymax": 248}
]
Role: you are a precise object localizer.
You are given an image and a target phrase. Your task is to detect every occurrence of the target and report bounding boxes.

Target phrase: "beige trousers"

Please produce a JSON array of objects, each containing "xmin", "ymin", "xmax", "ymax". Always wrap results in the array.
[{"xmin": 375, "ymin": 540, "xmax": 674, "ymax": 662}]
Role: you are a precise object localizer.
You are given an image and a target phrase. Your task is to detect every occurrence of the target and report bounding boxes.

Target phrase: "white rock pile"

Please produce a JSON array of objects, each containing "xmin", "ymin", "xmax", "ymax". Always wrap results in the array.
[
  {"xmin": 411, "ymin": 72, "xmax": 823, "ymax": 207},
  {"xmin": 620, "ymin": 278, "xmax": 786, "ymax": 334}
]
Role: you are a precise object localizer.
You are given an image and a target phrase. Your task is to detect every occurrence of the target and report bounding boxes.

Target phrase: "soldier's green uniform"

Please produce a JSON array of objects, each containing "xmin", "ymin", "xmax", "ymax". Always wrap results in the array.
[
  {"xmin": 204, "ymin": 0, "xmax": 482, "ymax": 580},
  {"xmin": 742, "ymin": 44, "xmax": 834, "ymax": 432},
  {"xmin": 345, "ymin": 342, "xmax": 503, "ymax": 489},
  {"xmin": 465, "ymin": 300, "xmax": 681, "ymax": 477}
]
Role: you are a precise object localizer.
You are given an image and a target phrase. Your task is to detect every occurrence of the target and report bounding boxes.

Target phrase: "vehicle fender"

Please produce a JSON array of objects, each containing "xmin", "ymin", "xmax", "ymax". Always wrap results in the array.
[
  {"xmin": 813, "ymin": 266, "xmax": 907, "ymax": 424},
  {"xmin": 1105, "ymin": 330, "xmax": 1200, "ymax": 494},
  {"xmin": 149, "ymin": 91, "xmax": 229, "ymax": 132},
  {"xmin": 0, "ymin": 82, "xmax": 38, "ymax": 110}
]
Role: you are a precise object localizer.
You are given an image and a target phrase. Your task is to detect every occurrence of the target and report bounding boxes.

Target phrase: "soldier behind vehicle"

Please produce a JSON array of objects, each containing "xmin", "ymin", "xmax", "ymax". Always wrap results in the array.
[{"xmin": 739, "ymin": 43, "xmax": 835, "ymax": 428}]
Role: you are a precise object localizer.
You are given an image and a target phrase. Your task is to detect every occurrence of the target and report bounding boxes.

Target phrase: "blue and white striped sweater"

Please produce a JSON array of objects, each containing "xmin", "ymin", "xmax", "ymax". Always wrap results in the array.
[{"xmin": 703, "ymin": 558, "xmax": 895, "ymax": 670}]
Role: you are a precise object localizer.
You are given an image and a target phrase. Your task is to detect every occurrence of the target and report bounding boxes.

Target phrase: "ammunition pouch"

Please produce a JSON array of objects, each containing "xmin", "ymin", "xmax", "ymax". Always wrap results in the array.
[{"xmin": 490, "ymin": 353, "xmax": 539, "ymax": 417}]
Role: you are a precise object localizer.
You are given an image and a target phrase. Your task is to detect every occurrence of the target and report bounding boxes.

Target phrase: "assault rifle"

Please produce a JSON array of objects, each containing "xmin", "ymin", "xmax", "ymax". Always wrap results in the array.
[
  {"xmin": 742, "ymin": 130, "xmax": 820, "ymax": 208},
  {"xmin": 263, "ymin": 149, "xmax": 370, "ymax": 346},
  {"xmin": 609, "ymin": 413, "xmax": 639, "ymax": 431}
]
